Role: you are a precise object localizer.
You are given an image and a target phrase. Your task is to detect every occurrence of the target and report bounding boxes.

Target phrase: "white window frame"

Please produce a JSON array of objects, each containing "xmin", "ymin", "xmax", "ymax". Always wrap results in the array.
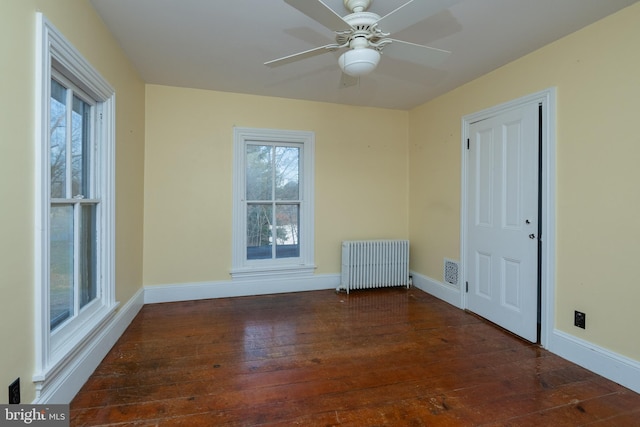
[
  {"xmin": 33, "ymin": 13, "xmax": 118, "ymax": 397},
  {"xmin": 232, "ymin": 127, "xmax": 315, "ymax": 279}
]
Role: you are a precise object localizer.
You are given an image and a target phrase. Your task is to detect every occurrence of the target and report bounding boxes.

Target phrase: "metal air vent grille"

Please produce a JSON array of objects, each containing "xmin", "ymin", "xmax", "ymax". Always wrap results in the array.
[{"xmin": 444, "ymin": 258, "xmax": 459, "ymax": 287}]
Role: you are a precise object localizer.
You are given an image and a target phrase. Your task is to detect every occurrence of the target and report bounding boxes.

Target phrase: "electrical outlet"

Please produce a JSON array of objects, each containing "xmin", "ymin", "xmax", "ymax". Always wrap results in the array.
[
  {"xmin": 574, "ymin": 311, "xmax": 586, "ymax": 329},
  {"xmin": 8, "ymin": 378, "xmax": 20, "ymax": 404}
]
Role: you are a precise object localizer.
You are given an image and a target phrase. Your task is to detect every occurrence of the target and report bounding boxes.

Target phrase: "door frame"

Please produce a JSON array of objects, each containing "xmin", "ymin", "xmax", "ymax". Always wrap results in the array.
[{"xmin": 460, "ymin": 88, "xmax": 556, "ymax": 348}]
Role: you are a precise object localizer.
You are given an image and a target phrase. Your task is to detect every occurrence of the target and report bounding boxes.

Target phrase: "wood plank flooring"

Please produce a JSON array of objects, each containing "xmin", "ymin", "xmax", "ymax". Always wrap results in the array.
[{"xmin": 70, "ymin": 288, "xmax": 640, "ymax": 426}]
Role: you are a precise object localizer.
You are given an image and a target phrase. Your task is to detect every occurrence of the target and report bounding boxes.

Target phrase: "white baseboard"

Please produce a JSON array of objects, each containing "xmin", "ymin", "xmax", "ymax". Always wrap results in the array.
[
  {"xmin": 33, "ymin": 288, "xmax": 144, "ymax": 404},
  {"xmin": 144, "ymin": 274, "xmax": 341, "ymax": 304},
  {"xmin": 547, "ymin": 329, "xmax": 640, "ymax": 394},
  {"xmin": 410, "ymin": 271, "xmax": 462, "ymax": 308}
]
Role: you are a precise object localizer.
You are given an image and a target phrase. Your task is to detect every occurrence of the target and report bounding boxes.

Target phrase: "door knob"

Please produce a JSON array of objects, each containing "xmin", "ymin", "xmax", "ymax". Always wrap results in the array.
[
  {"xmin": 529, "ymin": 234, "xmax": 536, "ymax": 239},
  {"xmin": 525, "ymin": 219, "xmax": 531, "ymax": 224}
]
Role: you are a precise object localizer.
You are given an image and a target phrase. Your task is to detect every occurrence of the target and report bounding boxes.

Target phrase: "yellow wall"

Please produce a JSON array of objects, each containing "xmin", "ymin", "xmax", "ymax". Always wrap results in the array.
[
  {"xmin": 0, "ymin": 0, "xmax": 145, "ymax": 403},
  {"xmin": 409, "ymin": 3, "xmax": 640, "ymax": 360},
  {"xmin": 143, "ymin": 85, "xmax": 409, "ymax": 284}
]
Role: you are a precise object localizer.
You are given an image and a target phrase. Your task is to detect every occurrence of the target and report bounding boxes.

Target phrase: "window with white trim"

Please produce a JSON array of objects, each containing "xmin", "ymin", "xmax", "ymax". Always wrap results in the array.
[
  {"xmin": 34, "ymin": 14, "xmax": 118, "ymax": 396},
  {"xmin": 232, "ymin": 128, "xmax": 315, "ymax": 278}
]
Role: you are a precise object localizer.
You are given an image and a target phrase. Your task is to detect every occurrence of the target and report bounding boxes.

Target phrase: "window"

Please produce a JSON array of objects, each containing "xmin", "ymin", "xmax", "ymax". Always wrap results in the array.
[
  {"xmin": 232, "ymin": 128, "xmax": 315, "ymax": 278},
  {"xmin": 34, "ymin": 14, "xmax": 117, "ymax": 395}
]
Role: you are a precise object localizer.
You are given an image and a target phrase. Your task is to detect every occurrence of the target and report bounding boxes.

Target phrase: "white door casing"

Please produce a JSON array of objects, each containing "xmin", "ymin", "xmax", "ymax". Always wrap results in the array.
[{"xmin": 465, "ymin": 102, "xmax": 539, "ymax": 342}]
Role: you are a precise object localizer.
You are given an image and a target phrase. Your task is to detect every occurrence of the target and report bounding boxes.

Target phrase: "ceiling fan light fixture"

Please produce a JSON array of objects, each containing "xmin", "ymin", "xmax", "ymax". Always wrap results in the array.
[{"xmin": 338, "ymin": 47, "xmax": 380, "ymax": 77}]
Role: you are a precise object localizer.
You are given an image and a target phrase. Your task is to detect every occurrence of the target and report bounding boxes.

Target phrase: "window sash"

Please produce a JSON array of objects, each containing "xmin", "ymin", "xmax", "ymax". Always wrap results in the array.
[
  {"xmin": 50, "ymin": 73, "xmax": 96, "ymax": 199},
  {"xmin": 246, "ymin": 202, "xmax": 301, "ymax": 260},
  {"xmin": 49, "ymin": 200, "xmax": 99, "ymax": 332}
]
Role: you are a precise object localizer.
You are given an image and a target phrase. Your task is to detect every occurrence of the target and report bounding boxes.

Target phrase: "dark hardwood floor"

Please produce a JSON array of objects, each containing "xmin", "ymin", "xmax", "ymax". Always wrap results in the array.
[{"xmin": 70, "ymin": 287, "xmax": 640, "ymax": 426}]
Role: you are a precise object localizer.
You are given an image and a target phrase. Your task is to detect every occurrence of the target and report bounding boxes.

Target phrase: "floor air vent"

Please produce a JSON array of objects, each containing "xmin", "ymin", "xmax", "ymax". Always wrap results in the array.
[{"xmin": 444, "ymin": 258, "xmax": 460, "ymax": 287}]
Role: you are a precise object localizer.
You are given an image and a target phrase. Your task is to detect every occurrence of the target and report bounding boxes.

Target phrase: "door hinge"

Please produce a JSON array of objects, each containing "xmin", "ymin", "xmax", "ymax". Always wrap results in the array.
[
  {"xmin": 467, "ymin": 138, "xmax": 470, "ymax": 149},
  {"xmin": 465, "ymin": 281, "xmax": 469, "ymax": 292}
]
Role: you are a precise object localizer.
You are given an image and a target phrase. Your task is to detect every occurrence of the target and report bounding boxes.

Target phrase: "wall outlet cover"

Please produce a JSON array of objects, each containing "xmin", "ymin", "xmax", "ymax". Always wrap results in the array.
[
  {"xmin": 574, "ymin": 311, "xmax": 586, "ymax": 329},
  {"xmin": 8, "ymin": 378, "xmax": 20, "ymax": 404}
]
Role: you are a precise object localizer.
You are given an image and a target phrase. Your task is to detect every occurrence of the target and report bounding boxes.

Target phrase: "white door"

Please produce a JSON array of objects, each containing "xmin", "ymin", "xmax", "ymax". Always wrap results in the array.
[{"xmin": 466, "ymin": 103, "xmax": 539, "ymax": 342}]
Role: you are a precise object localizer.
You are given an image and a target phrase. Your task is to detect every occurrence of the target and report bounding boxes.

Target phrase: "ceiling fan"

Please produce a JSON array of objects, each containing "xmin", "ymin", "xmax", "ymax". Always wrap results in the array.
[{"xmin": 265, "ymin": 0, "xmax": 460, "ymax": 86}]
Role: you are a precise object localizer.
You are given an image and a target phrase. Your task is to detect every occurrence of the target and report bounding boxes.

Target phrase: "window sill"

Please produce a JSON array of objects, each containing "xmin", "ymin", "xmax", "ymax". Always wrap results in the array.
[{"xmin": 33, "ymin": 302, "xmax": 119, "ymax": 386}]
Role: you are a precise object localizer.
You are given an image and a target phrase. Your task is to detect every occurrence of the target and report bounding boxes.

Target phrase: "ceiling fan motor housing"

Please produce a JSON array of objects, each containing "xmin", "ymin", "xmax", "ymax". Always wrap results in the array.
[{"xmin": 336, "ymin": 12, "xmax": 383, "ymax": 45}]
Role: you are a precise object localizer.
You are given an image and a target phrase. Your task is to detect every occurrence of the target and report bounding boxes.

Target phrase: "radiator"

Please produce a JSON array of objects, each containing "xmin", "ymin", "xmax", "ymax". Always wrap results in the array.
[{"xmin": 339, "ymin": 240, "xmax": 410, "ymax": 293}]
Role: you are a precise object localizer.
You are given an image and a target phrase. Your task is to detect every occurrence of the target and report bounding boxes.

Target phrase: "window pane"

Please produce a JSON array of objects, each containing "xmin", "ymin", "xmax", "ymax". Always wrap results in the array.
[
  {"xmin": 50, "ymin": 79, "xmax": 67, "ymax": 199},
  {"xmin": 246, "ymin": 145, "xmax": 272, "ymax": 200},
  {"xmin": 50, "ymin": 205, "xmax": 74, "ymax": 330},
  {"xmin": 72, "ymin": 96, "xmax": 91, "ymax": 198},
  {"xmin": 275, "ymin": 146, "xmax": 299, "ymax": 200},
  {"xmin": 276, "ymin": 204, "xmax": 299, "ymax": 258},
  {"xmin": 79, "ymin": 204, "xmax": 97, "ymax": 308},
  {"xmin": 247, "ymin": 204, "xmax": 272, "ymax": 259}
]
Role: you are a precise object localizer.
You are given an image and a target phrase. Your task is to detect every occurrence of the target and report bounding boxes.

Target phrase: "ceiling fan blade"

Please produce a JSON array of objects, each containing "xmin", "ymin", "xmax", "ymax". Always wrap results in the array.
[
  {"xmin": 383, "ymin": 39, "xmax": 451, "ymax": 68},
  {"xmin": 376, "ymin": 0, "xmax": 462, "ymax": 34},
  {"xmin": 265, "ymin": 44, "xmax": 339, "ymax": 67},
  {"xmin": 284, "ymin": 0, "xmax": 352, "ymax": 32},
  {"xmin": 339, "ymin": 72, "xmax": 359, "ymax": 88}
]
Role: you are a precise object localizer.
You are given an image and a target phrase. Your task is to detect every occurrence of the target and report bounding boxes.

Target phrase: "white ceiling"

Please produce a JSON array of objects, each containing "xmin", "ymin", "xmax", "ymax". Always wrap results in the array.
[{"xmin": 90, "ymin": 0, "xmax": 638, "ymax": 110}]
